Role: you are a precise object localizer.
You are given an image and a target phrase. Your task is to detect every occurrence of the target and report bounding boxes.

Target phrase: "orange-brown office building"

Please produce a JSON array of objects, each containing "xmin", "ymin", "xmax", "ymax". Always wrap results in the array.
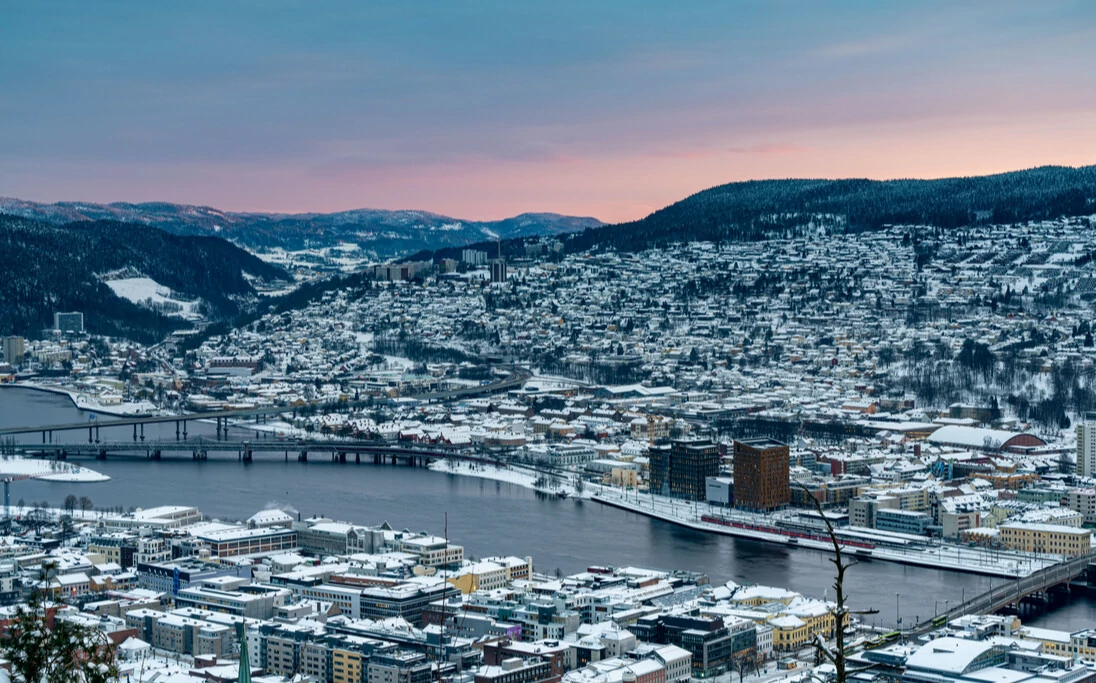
[{"xmin": 733, "ymin": 438, "xmax": 790, "ymax": 512}]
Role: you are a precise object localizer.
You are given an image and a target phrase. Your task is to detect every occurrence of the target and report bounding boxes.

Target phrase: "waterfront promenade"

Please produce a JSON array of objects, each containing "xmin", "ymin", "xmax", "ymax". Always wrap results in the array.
[{"xmin": 591, "ymin": 487, "xmax": 1074, "ymax": 579}]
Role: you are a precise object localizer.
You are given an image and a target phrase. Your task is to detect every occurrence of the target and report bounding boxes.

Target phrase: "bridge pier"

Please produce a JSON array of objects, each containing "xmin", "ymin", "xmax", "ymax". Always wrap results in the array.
[
  {"xmin": 182, "ymin": 420, "xmax": 187, "ymax": 440},
  {"xmin": 242, "ymin": 447, "xmax": 252, "ymax": 463},
  {"xmin": 356, "ymin": 453, "xmax": 360, "ymax": 464},
  {"xmin": 96, "ymin": 449, "xmax": 106, "ymax": 460},
  {"xmin": 190, "ymin": 450, "xmax": 202, "ymax": 461},
  {"xmin": 298, "ymin": 451, "xmax": 308, "ymax": 462},
  {"xmin": 140, "ymin": 424, "xmax": 144, "ymax": 442},
  {"xmin": 374, "ymin": 453, "xmax": 381, "ymax": 465},
  {"xmin": 176, "ymin": 421, "xmax": 180, "ymax": 441},
  {"xmin": 133, "ymin": 424, "xmax": 138, "ymax": 442},
  {"xmin": 151, "ymin": 450, "xmax": 162, "ymax": 460},
  {"xmin": 89, "ymin": 426, "xmax": 93, "ymax": 444}
]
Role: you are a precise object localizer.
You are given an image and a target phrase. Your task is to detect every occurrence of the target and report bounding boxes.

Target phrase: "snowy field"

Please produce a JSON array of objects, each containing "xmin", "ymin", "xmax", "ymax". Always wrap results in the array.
[
  {"xmin": 0, "ymin": 456, "xmax": 109, "ymax": 482},
  {"xmin": 104, "ymin": 277, "xmax": 202, "ymax": 320},
  {"xmin": 429, "ymin": 459, "xmax": 540, "ymax": 488}
]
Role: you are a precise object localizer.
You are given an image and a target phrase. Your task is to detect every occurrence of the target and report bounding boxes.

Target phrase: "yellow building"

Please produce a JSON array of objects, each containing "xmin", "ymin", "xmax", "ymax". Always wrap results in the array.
[
  {"xmin": 998, "ymin": 522, "xmax": 1092, "ymax": 557},
  {"xmin": 784, "ymin": 600, "xmax": 841, "ymax": 638},
  {"xmin": 1017, "ymin": 624, "xmax": 1096, "ymax": 663},
  {"xmin": 770, "ymin": 616, "xmax": 810, "ymax": 651},
  {"xmin": 730, "ymin": 585, "xmax": 798, "ymax": 608},
  {"xmin": 446, "ymin": 561, "xmax": 507, "ymax": 594},
  {"xmin": 730, "ymin": 590, "xmax": 844, "ymax": 652},
  {"xmin": 332, "ymin": 649, "xmax": 365, "ymax": 683},
  {"xmin": 608, "ymin": 468, "xmax": 640, "ymax": 488}
]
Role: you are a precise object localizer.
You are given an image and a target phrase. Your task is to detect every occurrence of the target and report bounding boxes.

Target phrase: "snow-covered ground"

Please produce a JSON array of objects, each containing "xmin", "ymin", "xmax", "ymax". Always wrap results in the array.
[
  {"xmin": 73, "ymin": 395, "xmax": 158, "ymax": 416},
  {"xmin": 591, "ymin": 488, "xmax": 1058, "ymax": 578},
  {"xmin": 429, "ymin": 459, "xmax": 593, "ymax": 500},
  {"xmin": 104, "ymin": 277, "xmax": 202, "ymax": 320},
  {"xmin": 0, "ymin": 456, "xmax": 109, "ymax": 482},
  {"xmin": 11, "ymin": 382, "xmax": 160, "ymax": 418},
  {"xmin": 429, "ymin": 459, "xmax": 539, "ymax": 488}
]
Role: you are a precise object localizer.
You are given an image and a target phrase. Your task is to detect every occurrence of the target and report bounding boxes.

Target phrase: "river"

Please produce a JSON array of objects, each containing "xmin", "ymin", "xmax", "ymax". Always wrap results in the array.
[{"xmin": 1, "ymin": 386, "xmax": 1093, "ymax": 631}]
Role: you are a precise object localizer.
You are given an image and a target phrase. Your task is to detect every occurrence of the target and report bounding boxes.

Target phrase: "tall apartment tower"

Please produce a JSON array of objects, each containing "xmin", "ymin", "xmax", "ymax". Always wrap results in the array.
[
  {"xmin": 733, "ymin": 438, "xmax": 790, "ymax": 512},
  {"xmin": 649, "ymin": 440, "xmax": 720, "ymax": 501},
  {"xmin": 1077, "ymin": 414, "xmax": 1096, "ymax": 477},
  {"xmin": 2, "ymin": 336, "xmax": 24, "ymax": 366}
]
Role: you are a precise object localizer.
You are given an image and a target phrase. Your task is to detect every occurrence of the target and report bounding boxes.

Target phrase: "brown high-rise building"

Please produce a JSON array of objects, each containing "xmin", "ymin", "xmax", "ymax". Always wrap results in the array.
[{"xmin": 733, "ymin": 438, "xmax": 790, "ymax": 512}]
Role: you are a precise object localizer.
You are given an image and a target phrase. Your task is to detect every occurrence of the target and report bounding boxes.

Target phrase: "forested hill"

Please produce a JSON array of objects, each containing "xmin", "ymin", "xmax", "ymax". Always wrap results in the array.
[
  {"xmin": 0, "ymin": 215, "xmax": 288, "ymax": 343},
  {"xmin": 567, "ymin": 165, "xmax": 1096, "ymax": 251},
  {"xmin": 406, "ymin": 165, "xmax": 1096, "ymax": 262}
]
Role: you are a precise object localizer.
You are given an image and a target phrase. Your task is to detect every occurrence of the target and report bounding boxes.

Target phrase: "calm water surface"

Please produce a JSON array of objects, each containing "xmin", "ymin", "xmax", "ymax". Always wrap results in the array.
[{"xmin": 1, "ymin": 386, "xmax": 1092, "ymax": 631}]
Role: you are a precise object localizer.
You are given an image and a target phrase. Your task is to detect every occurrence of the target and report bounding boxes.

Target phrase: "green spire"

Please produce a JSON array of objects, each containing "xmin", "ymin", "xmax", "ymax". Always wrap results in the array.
[{"xmin": 236, "ymin": 622, "xmax": 251, "ymax": 683}]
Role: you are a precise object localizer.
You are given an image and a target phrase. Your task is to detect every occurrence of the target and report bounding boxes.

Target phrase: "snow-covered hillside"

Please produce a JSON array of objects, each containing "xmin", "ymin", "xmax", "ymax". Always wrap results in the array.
[{"xmin": 104, "ymin": 277, "xmax": 202, "ymax": 320}]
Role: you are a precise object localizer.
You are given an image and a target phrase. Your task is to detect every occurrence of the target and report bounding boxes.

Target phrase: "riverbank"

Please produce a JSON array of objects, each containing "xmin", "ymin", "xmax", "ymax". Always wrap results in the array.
[
  {"xmin": 397, "ymin": 457, "xmax": 1057, "ymax": 581},
  {"xmin": 3, "ymin": 382, "xmax": 157, "ymax": 419},
  {"xmin": 428, "ymin": 459, "xmax": 594, "ymax": 501},
  {"xmin": 591, "ymin": 489, "xmax": 1053, "ymax": 579}
]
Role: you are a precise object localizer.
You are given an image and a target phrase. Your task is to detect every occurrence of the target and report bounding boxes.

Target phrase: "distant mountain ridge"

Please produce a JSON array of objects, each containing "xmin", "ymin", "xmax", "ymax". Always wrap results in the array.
[{"xmin": 0, "ymin": 197, "xmax": 604, "ymax": 258}]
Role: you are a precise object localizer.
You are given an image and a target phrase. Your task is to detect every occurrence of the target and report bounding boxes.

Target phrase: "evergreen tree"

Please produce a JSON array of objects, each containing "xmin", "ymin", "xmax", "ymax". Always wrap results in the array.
[{"xmin": 1, "ymin": 564, "xmax": 119, "ymax": 683}]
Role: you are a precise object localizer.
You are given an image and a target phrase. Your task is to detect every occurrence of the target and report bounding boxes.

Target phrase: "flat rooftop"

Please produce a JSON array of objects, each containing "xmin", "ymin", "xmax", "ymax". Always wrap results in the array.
[{"xmin": 735, "ymin": 438, "xmax": 787, "ymax": 450}]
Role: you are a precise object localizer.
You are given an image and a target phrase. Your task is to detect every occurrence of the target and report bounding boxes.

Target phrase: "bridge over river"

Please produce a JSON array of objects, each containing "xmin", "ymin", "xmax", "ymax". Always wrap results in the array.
[
  {"xmin": 0, "ymin": 367, "xmax": 530, "ymax": 443},
  {"xmin": 904, "ymin": 553, "xmax": 1096, "ymax": 635},
  {"xmin": 9, "ymin": 437, "xmax": 495, "ymax": 466}
]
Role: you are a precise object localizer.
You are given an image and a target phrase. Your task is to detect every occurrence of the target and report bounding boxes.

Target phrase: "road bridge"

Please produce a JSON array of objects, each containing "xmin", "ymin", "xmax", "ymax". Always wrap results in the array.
[
  {"xmin": 10, "ymin": 437, "xmax": 500, "ymax": 466},
  {"xmin": 0, "ymin": 368, "xmax": 530, "ymax": 442},
  {"xmin": 908, "ymin": 553, "xmax": 1094, "ymax": 636}
]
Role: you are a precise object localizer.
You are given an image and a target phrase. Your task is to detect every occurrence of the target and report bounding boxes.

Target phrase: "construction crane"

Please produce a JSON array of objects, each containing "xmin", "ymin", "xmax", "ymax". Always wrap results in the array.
[{"xmin": 643, "ymin": 412, "xmax": 674, "ymax": 445}]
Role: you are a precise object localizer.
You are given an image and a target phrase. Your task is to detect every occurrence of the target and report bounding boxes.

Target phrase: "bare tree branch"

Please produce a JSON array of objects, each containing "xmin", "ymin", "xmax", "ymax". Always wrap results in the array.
[{"xmin": 795, "ymin": 482, "xmax": 880, "ymax": 683}]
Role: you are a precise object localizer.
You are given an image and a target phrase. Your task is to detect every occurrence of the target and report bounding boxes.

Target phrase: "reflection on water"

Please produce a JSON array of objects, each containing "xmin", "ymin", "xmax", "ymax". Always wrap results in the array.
[{"xmin": 1, "ymin": 386, "xmax": 1092, "ymax": 630}]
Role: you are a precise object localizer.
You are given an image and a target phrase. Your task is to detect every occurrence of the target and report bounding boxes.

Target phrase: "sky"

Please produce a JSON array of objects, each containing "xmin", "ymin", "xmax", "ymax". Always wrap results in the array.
[{"xmin": 2, "ymin": 1, "xmax": 1095, "ymax": 223}]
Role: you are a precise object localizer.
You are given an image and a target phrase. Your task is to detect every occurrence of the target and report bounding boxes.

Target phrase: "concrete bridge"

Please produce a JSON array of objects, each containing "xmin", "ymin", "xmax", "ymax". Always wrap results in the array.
[
  {"xmin": 11, "ymin": 437, "xmax": 501, "ymax": 466},
  {"xmin": 1, "ymin": 367, "xmax": 530, "ymax": 443},
  {"xmin": 908, "ymin": 553, "xmax": 1095, "ymax": 635}
]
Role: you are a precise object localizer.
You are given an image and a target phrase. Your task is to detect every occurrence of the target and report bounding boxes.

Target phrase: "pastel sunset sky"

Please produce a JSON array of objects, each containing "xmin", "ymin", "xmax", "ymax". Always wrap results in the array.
[{"xmin": 3, "ymin": 1, "xmax": 1095, "ymax": 222}]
